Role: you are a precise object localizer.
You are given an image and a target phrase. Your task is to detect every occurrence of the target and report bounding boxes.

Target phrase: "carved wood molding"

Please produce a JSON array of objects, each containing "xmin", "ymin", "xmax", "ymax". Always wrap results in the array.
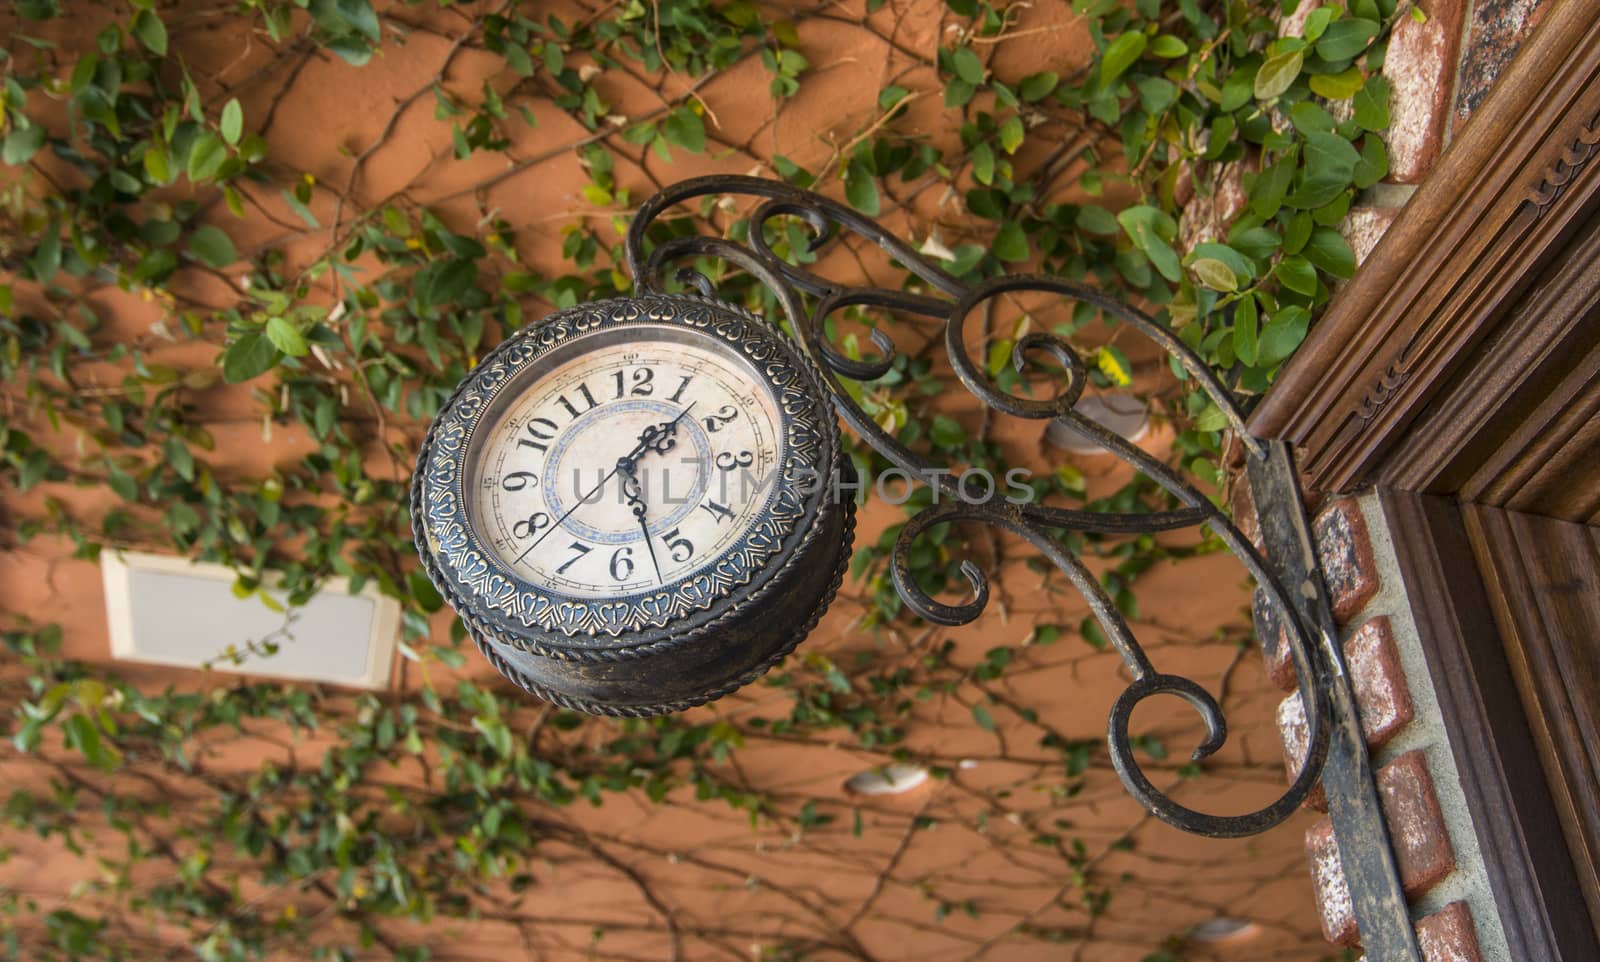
[
  {"xmin": 1248, "ymin": 0, "xmax": 1600, "ymax": 495},
  {"xmin": 1511, "ymin": 106, "xmax": 1600, "ymax": 231}
]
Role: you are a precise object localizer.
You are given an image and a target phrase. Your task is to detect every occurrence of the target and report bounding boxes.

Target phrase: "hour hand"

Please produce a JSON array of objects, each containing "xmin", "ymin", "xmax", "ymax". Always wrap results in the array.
[
  {"xmin": 618, "ymin": 460, "xmax": 648, "ymax": 520},
  {"xmin": 623, "ymin": 401, "xmax": 697, "ymax": 465},
  {"xmin": 616, "ymin": 461, "xmax": 664, "ymax": 583}
]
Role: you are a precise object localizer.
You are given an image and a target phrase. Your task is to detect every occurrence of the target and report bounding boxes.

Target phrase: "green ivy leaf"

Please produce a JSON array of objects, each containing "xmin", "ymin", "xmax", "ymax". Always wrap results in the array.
[
  {"xmin": 970, "ymin": 142, "xmax": 995, "ymax": 185},
  {"xmin": 1117, "ymin": 205, "xmax": 1180, "ymax": 282},
  {"xmin": 132, "ymin": 9, "xmax": 168, "ymax": 55},
  {"xmin": 66, "ymin": 715, "xmax": 117, "ymax": 772},
  {"xmin": 187, "ymin": 225, "xmax": 237, "ymax": 268},
  {"xmin": 1290, "ymin": 102, "xmax": 1336, "ymax": 135},
  {"xmin": 1221, "ymin": 61, "xmax": 1259, "ymax": 111},
  {"xmin": 164, "ymin": 438, "xmax": 195, "ymax": 482},
  {"xmin": 425, "ymin": 258, "xmax": 478, "ymax": 306},
  {"xmin": 337, "ymin": 0, "xmax": 381, "ymax": 43},
  {"xmin": 1194, "ymin": 403, "xmax": 1231, "ymax": 432},
  {"xmin": 1135, "ymin": 76, "xmax": 1178, "ymax": 113},
  {"xmin": 1189, "ymin": 257, "xmax": 1238, "ymax": 292},
  {"xmin": 1293, "ymin": 131, "xmax": 1360, "ymax": 208},
  {"xmin": 1189, "ymin": 242, "xmax": 1256, "ymax": 281},
  {"xmin": 30, "ymin": 220, "xmax": 60, "ymax": 282},
  {"xmin": 265, "ymin": 316, "xmax": 308, "ymax": 357},
  {"xmin": 1253, "ymin": 49, "xmax": 1303, "ymax": 101},
  {"xmin": 2, "ymin": 123, "xmax": 46, "ymax": 166},
  {"xmin": 1249, "ymin": 157, "xmax": 1296, "ymax": 219},
  {"xmin": 944, "ymin": 78, "xmax": 976, "ymax": 108},
  {"xmin": 1233, "ymin": 294, "xmax": 1259, "ymax": 366},
  {"xmin": 1300, "ymin": 6, "xmax": 1335, "ymax": 40},
  {"xmin": 143, "ymin": 142, "xmax": 172, "ymax": 184},
  {"xmin": 992, "ymin": 221, "xmax": 1028, "ymax": 262},
  {"xmin": 1228, "ymin": 226, "xmax": 1281, "ymax": 260},
  {"xmin": 998, "ymin": 115, "xmax": 1025, "ymax": 154},
  {"xmin": 1353, "ymin": 75, "xmax": 1391, "ymax": 131},
  {"xmin": 282, "ymin": 188, "xmax": 320, "ymax": 227},
  {"xmin": 951, "ymin": 46, "xmax": 984, "ymax": 85},
  {"xmin": 844, "ymin": 159, "xmax": 880, "ymax": 215},
  {"xmin": 1276, "ymin": 254, "xmax": 1319, "ymax": 295},
  {"xmin": 1150, "ymin": 35, "xmax": 1188, "ymax": 58},
  {"xmin": 1019, "ymin": 71, "xmax": 1058, "ymax": 102},
  {"xmin": 1304, "ymin": 227, "xmax": 1356, "ymax": 278},
  {"xmin": 972, "ymin": 704, "xmax": 996, "ymax": 732},
  {"xmin": 930, "ymin": 415, "xmax": 965, "ymax": 448},
  {"xmin": 1099, "ymin": 32, "xmax": 1147, "ymax": 88},
  {"xmin": 187, "ymin": 133, "xmax": 227, "ymax": 182},
  {"xmin": 472, "ymin": 715, "xmax": 514, "ymax": 758},
  {"xmin": 221, "ymin": 332, "xmax": 280, "ymax": 383},
  {"xmin": 325, "ymin": 36, "xmax": 373, "ymax": 66},
  {"xmin": 1309, "ymin": 66, "xmax": 1365, "ymax": 100},
  {"xmin": 661, "ymin": 107, "xmax": 705, "ymax": 154},
  {"xmin": 1258, "ymin": 309, "xmax": 1311, "ymax": 369},
  {"xmin": 1354, "ymin": 135, "xmax": 1389, "ymax": 188},
  {"xmin": 407, "ymin": 570, "xmax": 444, "ymax": 614},
  {"xmin": 1076, "ymin": 204, "xmax": 1118, "ymax": 235},
  {"xmin": 1315, "ymin": 19, "xmax": 1380, "ymax": 61},
  {"xmin": 220, "ymin": 98, "xmax": 244, "ymax": 145}
]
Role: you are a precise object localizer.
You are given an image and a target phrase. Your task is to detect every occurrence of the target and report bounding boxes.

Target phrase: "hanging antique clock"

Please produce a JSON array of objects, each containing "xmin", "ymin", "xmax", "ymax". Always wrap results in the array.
[{"xmin": 411, "ymin": 293, "xmax": 855, "ymax": 716}]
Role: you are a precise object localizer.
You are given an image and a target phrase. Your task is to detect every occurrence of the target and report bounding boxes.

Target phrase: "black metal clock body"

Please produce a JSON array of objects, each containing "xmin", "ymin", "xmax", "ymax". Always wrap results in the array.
[{"xmin": 412, "ymin": 293, "xmax": 854, "ymax": 716}]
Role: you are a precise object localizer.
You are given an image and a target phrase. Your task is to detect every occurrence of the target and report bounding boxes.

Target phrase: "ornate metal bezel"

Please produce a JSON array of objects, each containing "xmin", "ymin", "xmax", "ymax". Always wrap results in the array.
[{"xmin": 415, "ymin": 293, "xmax": 838, "ymax": 654}]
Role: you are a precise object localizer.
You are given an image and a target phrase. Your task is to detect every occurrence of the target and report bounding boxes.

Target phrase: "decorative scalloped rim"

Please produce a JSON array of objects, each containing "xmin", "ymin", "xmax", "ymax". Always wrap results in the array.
[
  {"xmin": 414, "ymin": 294, "xmax": 835, "ymax": 649},
  {"xmin": 467, "ymin": 490, "xmax": 856, "ymax": 717}
]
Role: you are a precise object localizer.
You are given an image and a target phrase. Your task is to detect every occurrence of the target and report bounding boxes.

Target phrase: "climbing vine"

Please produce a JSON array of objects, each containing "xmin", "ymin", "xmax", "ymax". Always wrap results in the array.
[{"xmin": 1, "ymin": 0, "xmax": 1401, "ymax": 959}]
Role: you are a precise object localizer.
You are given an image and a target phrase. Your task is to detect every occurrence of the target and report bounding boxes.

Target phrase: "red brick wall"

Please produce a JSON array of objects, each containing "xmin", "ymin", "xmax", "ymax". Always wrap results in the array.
[{"xmin": 1232, "ymin": 484, "xmax": 1507, "ymax": 961}]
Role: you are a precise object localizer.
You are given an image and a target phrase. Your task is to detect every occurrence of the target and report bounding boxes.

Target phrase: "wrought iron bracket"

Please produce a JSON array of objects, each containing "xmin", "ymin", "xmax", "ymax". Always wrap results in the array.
[
  {"xmin": 620, "ymin": 174, "xmax": 1424, "ymax": 955},
  {"xmin": 1251, "ymin": 448, "xmax": 1424, "ymax": 961}
]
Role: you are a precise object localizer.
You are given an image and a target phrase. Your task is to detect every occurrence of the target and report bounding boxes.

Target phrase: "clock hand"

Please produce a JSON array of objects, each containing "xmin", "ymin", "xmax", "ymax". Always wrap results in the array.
[
  {"xmin": 618, "ymin": 461, "xmax": 664, "ymax": 584},
  {"xmin": 511, "ymin": 401, "xmax": 699, "ymax": 565},
  {"xmin": 622, "ymin": 400, "xmax": 698, "ymax": 465}
]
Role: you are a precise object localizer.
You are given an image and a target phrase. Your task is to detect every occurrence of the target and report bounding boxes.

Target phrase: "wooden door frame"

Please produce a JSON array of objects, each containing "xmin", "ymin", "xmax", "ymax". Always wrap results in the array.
[{"xmin": 1245, "ymin": 0, "xmax": 1600, "ymax": 956}]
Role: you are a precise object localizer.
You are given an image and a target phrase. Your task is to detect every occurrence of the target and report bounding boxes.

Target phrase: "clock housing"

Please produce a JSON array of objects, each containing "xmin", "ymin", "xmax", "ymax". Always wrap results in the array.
[{"xmin": 412, "ymin": 294, "xmax": 855, "ymax": 716}]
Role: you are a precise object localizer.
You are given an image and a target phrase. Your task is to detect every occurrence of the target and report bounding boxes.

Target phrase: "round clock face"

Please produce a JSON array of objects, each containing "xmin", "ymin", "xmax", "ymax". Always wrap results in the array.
[{"xmin": 465, "ymin": 325, "xmax": 784, "ymax": 600}]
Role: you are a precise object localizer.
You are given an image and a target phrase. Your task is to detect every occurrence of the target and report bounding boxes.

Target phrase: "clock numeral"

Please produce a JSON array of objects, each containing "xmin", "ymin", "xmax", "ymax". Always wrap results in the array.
[
  {"xmin": 498, "ymin": 471, "xmax": 538, "ymax": 491},
  {"xmin": 556, "ymin": 383, "xmax": 599, "ymax": 420},
  {"xmin": 609, "ymin": 546, "xmax": 635, "ymax": 581},
  {"xmin": 516, "ymin": 417, "xmax": 560, "ymax": 453},
  {"xmin": 701, "ymin": 405, "xmax": 738, "ymax": 433},
  {"xmin": 662, "ymin": 527, "xmax": 694, "ymax": 563},
  {"xmin": 667, "ymin": 374, "xmax": 694, "ymax": 403},
  {"xmin": 612, "ymin": 367, "xmax": 655, "ymax": 398},
  {"xmin": 556, "ymin": 541, "xmax": 592, "ymax": 575},
  {"xmin": 512, "ymin": 511, "xmax": 552, "ymax": 539},
  {"xmin": 714, "ymin": 450, "xmax": 754, "ymax": 472},
  {"xmin": 699, "ymin": 499, "xmax": 735, "ymax": 524}
]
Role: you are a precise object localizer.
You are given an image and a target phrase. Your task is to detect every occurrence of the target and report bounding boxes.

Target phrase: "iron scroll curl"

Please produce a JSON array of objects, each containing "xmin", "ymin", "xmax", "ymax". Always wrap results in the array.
[{"xmin": 623, "ymin": 174, "xmax": 1329, "ymax": 838}]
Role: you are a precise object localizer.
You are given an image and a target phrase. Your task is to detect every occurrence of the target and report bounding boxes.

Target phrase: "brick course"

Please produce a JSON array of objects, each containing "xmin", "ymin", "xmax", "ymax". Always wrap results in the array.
[
  {"xmin": 1345, "ymin": 617, "xmax": 1416, "ymax": 747},
  {"xmin": 1315, "ymin": 498, "xmax": 1381, "ymax": 622},
  {"xmin": 1381, "ymin": 0, "xmax": 1468, "ymax": 183},
  {"xmin": 1304, "ymin": 750, "xmax": 1457, "ymax": 945},
  {"xmin": 1415, "ymin": 900, "xmax": 1485, "ymax": 962}
]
